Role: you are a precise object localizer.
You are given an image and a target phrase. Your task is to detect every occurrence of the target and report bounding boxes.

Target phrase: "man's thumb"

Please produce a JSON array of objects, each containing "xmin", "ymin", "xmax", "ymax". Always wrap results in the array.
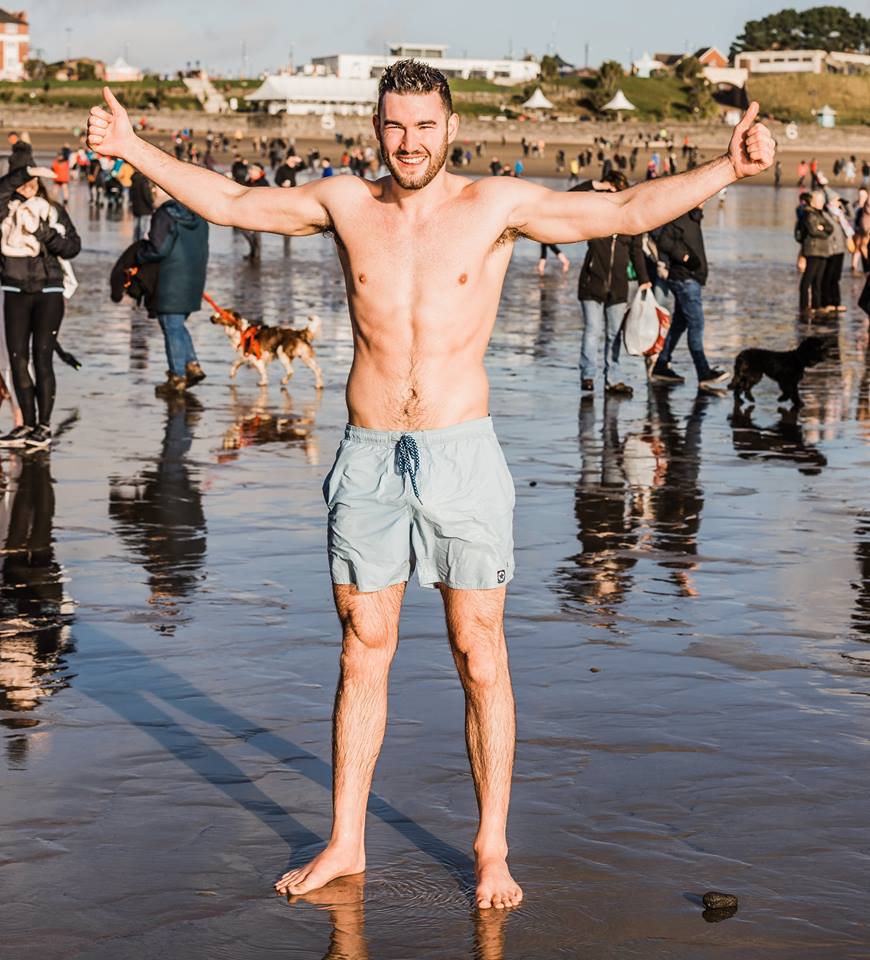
[
  {"xmin": 735, "ymin": 101, "xmax": 759, "ymax": 133},
  {"xmin": 103, "ymin": 86, "xmax": 123, "ymax": 113}
]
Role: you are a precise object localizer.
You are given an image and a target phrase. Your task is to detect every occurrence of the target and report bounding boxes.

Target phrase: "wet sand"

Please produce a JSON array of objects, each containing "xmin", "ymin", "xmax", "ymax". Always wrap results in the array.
[{"xmin": 2, "ymin": 182, "xmax": 870, "ymax": 959}]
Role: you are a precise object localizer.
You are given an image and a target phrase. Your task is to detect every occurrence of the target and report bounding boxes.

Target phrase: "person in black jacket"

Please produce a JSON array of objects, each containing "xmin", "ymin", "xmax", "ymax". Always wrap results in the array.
[
  {"xmin": 649, "ymin": 206, "xmax": 728, "ymax": 389},
  {"xmin": 574, "ymin": 176, "xmax": 651, "ymax": 397},
  {"xmin": 130, "ymin": 170, "xmax": 154, "ymax": 241},
  {"xmin": 0, "ymin": 168, "xmax": 81, "ymax": 449},
  {"xmin": 138, "ymin": 191, "xmax": 209, "ymax": 394}
]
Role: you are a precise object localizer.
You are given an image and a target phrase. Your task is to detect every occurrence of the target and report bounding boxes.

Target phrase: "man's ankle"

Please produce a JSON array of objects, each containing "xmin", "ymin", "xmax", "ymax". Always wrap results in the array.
[{"xmin": 473, "ymin": 838, "xmax": 509, "ymax": 861}]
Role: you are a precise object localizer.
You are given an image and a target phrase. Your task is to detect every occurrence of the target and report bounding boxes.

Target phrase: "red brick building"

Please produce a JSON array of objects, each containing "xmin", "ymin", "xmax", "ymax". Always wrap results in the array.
[{"xmin": 0, "ymin": 9, "xmax": 28, "ymax": 81}]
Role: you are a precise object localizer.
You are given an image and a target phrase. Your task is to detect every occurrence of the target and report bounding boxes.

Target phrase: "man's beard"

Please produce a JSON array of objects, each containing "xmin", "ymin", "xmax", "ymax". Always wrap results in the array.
[{"xmin": 381, "ymin": 136, "xmax": 448, "ymax": 190}]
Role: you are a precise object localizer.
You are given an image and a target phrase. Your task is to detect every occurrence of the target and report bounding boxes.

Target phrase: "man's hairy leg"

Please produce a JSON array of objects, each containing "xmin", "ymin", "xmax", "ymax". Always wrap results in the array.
[
  {"xmin": 439, "ymin": 585, "xmax": 523, "ymax": 910},
  {"xmin": 275, "ymin": 581, "xmax": 405, "ymax": 895}
]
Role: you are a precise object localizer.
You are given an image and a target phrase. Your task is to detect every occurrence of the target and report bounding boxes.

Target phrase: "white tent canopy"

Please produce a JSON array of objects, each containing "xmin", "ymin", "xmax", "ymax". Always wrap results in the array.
[
  {"xmin": 601, "ymin": 89, "xmax": 636, "ymax": 112},
  {"xmin": 522, "ymin": 87, "xmax": 554, "ymax": 110}
]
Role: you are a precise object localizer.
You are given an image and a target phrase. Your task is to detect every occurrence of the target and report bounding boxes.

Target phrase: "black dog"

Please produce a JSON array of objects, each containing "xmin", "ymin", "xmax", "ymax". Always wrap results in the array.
[{"xmin": 729, "ymin": 336, "xmax": 826, "ymax": 408}]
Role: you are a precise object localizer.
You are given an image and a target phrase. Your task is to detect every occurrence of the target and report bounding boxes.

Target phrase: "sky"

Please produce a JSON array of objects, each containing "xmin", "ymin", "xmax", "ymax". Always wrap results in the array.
[{"xmin": 28, "ymin": 0, "xmax": 869, "ymax": 77}]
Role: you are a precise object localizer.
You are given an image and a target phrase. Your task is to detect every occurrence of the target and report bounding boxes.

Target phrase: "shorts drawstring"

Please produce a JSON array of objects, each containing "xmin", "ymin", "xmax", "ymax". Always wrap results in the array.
[{"xmin": 396, "ymin": 435, "xmax": 422, "ymax": 501}]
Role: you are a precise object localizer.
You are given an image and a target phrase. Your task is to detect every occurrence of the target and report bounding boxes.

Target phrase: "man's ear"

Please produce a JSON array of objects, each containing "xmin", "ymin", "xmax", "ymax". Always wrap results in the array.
[{"xmin": 447, "ymin": 112, "xmax": 459, "ymax": 145}]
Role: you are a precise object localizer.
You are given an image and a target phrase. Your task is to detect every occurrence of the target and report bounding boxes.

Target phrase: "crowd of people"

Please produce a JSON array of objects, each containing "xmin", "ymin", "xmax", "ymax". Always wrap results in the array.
[
  {"xmin": 794, "ymin": 171, "xmax": 870, "ymax": 315},
  {"xmin": 0, "ymin": 120, "xmax": 869, "ymax": 447}
]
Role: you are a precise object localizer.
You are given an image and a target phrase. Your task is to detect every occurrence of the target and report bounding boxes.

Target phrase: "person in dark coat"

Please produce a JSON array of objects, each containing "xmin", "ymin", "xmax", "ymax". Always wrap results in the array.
[
  {"xmin": 130, "ymin": 170, "xmax": 154, "ymax": 241},
  {"xmin": 7, "ymin": 133, "xmax": 34, "ymax": 173},
  {"xmin": 0, "ymin": 166, "xmax": 81, "ymax": 449},
  {"xmin": 649, "ymin": 206, "xmax": 728, "ymax": 389},
  {"xmin": 138, "ymin": 193, "xmax": 209, "ymax": 394},
  {"xmin": 572, "ymin": 174, "xmax": 651, "ymax": 397}
]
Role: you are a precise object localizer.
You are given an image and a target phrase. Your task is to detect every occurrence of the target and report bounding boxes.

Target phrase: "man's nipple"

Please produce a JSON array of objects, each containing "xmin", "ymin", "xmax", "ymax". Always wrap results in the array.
[
  {"xmin": 458, "ymin": 273, "xmax": 468, "ymax": 285},
  {"xmin": 358, "ymin": 273, "xmax": 367, "ymax": 284}
]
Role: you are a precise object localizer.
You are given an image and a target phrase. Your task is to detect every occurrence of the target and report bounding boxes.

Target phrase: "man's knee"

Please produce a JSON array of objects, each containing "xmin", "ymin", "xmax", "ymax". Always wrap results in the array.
[
  {"xmin": 450, "ymin": 620, "xmax": 506, "ymax": 690},
  {"xmin": 336, "ymin": 585, "xmax": 403, "ymax": 673}
]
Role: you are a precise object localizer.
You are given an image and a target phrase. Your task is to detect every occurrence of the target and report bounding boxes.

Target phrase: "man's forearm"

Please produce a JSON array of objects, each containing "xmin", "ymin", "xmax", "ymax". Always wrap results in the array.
[
  {"xmin": 621, "ymin": 155, "xmax": 735, "ymax": 235},
  {"xmin": 126, "ymin": 135, "xmax": 242, "ymax": 225}
]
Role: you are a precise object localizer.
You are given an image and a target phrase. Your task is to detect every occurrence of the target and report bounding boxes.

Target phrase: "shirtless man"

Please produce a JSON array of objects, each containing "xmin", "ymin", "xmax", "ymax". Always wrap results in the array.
[{"xmin": 87, "ymin": 60, "xmax": 774, "ymax": 910}]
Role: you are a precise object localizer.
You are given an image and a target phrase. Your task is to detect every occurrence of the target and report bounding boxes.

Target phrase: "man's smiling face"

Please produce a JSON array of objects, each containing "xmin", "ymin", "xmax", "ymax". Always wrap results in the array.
[{"xmin": 375, "ymin": 91, "xmax": 458, "ymax": 191}]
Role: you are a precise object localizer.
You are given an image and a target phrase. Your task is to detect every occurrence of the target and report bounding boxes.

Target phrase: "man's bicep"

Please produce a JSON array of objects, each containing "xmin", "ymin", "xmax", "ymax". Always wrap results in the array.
[
  {"xmin": 232, "ymin": 181, "xmax": 331, "ymax": 236},
  {"xmin": 511, "ymin": 184, "xmax": 623, "ymax": 243}
]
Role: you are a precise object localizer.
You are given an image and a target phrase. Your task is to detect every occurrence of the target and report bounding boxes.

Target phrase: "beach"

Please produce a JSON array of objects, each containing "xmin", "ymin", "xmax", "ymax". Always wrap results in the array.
[{"xmin": 1, "ymin": 178, "xmax": 869, "ymax": 958}]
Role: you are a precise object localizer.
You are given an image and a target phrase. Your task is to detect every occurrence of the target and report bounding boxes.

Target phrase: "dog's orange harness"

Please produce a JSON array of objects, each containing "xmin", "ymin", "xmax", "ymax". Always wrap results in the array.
[{"xmin": 239, "ymin": 325, "xmax": 262, "ymax": 358}]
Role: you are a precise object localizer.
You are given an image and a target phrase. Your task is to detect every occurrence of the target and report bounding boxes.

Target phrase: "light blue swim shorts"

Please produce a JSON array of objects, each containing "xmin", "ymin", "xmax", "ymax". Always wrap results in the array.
[{"xmin": 323, "ymin": 416, "xmax": 515, "ymax": 593}]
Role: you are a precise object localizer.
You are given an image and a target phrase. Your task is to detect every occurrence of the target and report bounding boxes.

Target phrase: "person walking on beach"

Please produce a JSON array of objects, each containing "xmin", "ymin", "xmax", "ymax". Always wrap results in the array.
[
  {"xmin": 50, "ymin": 150, "xmax": 70, "ymax": 205},
  {"xmin": 130, "ymin": 169, "xmax": 153, "ymax": 241},
  {"xmin": 0, "ymin": 166, "xmax": 81, "ymax": 449},
  {"xmin": 573, "ymin": 175, "xmax": 651, "ymax": 398},
  {"xmin": 138, "ymin": 188, "xmax": 208, "ymax": 396},
  {"xmin": 87, "ymin": 61, "xmax": 773, "ymax": 910},
  {"xmin": 649, "ymin": 206, "xmax": 729, "ymax": 390}
]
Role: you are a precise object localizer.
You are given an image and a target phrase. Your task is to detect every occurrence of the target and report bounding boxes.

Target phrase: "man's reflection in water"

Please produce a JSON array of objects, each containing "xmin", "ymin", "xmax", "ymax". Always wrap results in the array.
[
  {"xmin": 284, "ymin": 874, "xmax": 511, "ymax": 960},
  {"xmin": 644, "ymin": 390, "xmax": 709, "ymax": 598},
  {"xmin": 0, "ymin": 453, "xmax": 73, "ymax": 764},
  {"xmin": 558, "ymin": 389, "xmax": 711, "ymax": 612},
  {"xmin": 557, "ymin": 397, "xmax": 640, "ymax": 613},
  {"xmin": 854, "ymin": 514, "xmax": 870, "ymax": 641},
  {"xmin": 109, "ymin": 394, "xmax": 206, "ymax": 626},
  {"xmin": 218, "ymin": 385, "xmax": 320, "ymax": 465}
]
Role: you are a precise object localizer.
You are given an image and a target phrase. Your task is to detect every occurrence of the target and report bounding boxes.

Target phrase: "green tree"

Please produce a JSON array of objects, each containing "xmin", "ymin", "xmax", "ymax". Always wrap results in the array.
[
  {"xmin": 591, "ymin": 59, "xmax": 624, "ymax": 109},
  {"xmin": 540, "ymin": 55, "xmax": 559, "ymax": 81},
  {"xmin": 730, "ymin": 6, "xmax": 870, "ymax": 58},
  {"xmin": 675, "ymin": 56, "xmax": 704, "ymax": 82},
  {"xmin": 24, "ymin": 58, "xmax": 47, "ymax": 80}
]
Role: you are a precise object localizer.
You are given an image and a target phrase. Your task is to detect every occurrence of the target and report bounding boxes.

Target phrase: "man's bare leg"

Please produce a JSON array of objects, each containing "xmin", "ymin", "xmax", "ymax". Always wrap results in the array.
[
  {"xmin": 440, "ymin": 584, "xmax": 523, "ymax": 910},
  {"xmin": 275, "ymin": 581, "xmax": 405, "ymax": 895}
]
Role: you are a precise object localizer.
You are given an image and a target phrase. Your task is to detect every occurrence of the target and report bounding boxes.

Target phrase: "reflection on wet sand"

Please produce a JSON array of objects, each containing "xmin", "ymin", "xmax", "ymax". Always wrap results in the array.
[
  {"xmin": 218, "ymin": 384, "xmax": 321, "ymax": 465},
  {"xmin": 285, "ymin": 873, "xmax": 512, "ymax": 960},
  {"xmin": 730, "ymin": 402, "xmax": 827, "ymax": 473},
  {"xmin": 109, "ymin": 394, "xmax": 206, "ymax": 625},
  {"xmin": 0, "ymin": 452, "xmax": 73, "ymax": 761},
  {"xmin": 557, "ymin": 389, "xmax": 710, "ymax": 613}
]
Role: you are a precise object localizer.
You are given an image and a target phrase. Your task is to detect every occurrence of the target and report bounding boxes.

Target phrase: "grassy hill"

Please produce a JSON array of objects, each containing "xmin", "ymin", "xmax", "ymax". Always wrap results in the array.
[
  {"xmin": 747, "ymin": 73, "xmax": 870, "ymax": 125},
  {"xmin": 451, "ymin": 72, "xmax": 870, "ymax": 125}
]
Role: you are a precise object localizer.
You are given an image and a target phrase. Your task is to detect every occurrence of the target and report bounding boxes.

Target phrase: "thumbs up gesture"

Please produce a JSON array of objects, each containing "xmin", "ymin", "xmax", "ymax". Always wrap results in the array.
[
  {"xmin": 728, "ymin": 101, "xmax": 775, "ymax": 180},
  {"xmin": 87, "ymin": 87, "xmax": 136, "ymax": 159}
]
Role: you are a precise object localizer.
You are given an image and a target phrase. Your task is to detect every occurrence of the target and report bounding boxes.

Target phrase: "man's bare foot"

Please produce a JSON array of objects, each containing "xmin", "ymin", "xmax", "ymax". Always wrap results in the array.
[
  {"xmin": 274, "ymin": 844, "xmax": 365, "ymax": 896},
  {"xmin": 475, "ymin": 855, "xmax": 523, "ymax": 910}
]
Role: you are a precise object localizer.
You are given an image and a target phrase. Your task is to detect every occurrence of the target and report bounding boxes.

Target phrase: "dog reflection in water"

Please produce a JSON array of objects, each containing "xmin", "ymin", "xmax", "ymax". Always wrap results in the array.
[
  {"xmin": 219, "ymin": 385, "xmax": 320, "ymax": 465},
  {"xmin": 282, "ymin": 873, "xmax": 511, "ymax": 960}
]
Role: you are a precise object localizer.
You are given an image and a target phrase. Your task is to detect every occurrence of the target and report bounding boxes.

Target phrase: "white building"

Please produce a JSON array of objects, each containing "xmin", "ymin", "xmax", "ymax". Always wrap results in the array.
[
  {"xmin": 735, "ymin": 49, "xmax": 870, "ymax": 75},
  {"xmin": 0, "ymin": 8, "xmax": 28, "ymax": 82},
  {"xmin": 310, "ymin": 42, "xmax": 540, "ymax": 84},
  {"xmin": 245, "ymin": 75, "xmax": 378, "ymax": 116},
  {"xmin": 104, "ymin": 57, "xmax": 143, "ymax": 82}
]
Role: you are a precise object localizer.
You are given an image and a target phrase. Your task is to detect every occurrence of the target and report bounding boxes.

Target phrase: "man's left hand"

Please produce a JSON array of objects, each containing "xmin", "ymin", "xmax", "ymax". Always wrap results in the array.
[{"xmin": 728, "ymin": 102, "xmax": 776, "ymax": 180}]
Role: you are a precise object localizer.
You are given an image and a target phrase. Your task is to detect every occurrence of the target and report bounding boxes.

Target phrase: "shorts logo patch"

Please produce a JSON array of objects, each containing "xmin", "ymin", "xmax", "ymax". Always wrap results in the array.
[{"xmin": 497, "ymin": 570, "xmax": 506, "ymax": 583}]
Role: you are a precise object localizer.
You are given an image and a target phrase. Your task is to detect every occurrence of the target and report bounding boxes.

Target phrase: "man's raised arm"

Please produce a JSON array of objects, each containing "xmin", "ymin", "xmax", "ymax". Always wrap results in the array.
[
  {"xmin": 508, "ymin": 102, "xmax": 775, "ymax": 244},
  {"xmin": 87, "ymin": 87, "xmax": 330, "ymax": 236}
]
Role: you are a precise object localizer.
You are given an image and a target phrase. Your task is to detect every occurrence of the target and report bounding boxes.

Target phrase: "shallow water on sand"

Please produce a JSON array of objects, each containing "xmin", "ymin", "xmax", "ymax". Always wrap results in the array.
[{"xmin": 2, "ymin": 183, "xmax": 869, "ymax": 959}]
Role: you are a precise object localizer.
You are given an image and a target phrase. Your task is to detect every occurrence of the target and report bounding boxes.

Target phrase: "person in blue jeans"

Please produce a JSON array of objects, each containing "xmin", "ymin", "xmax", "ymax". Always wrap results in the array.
[
  {"xmin": 574, "ymin": 172, "xmax": 651, "ymax": 397},
  {"xmin": 649, "ymin": 206, "xmax": 728, "ymax": 390},
  {"xmin": 138, "ymin": 190, "xmax": 209, "ymax": 395}
]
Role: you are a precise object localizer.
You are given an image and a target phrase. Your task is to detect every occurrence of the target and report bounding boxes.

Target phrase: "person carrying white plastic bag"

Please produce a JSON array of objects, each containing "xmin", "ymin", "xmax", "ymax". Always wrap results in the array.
[
  {"xmin": 622, "ymin": 286, "xmax": 671, "ymax": 358},
  {"xmin": 573, "ymin": 172, "xmax": 652, "ymax": 398}
]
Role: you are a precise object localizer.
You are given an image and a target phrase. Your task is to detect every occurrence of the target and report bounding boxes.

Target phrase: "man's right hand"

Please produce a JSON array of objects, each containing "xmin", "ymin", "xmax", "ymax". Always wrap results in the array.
[{"xmin": 87, "ymin": 87, "xmax": 136, "ymax": 159}]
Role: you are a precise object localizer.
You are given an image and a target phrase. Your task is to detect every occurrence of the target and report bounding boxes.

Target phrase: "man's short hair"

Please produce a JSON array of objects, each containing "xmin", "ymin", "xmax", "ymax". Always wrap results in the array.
[{"xmin": 377, "ymin": 59, "xmax": 453, "ymax": 116}]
